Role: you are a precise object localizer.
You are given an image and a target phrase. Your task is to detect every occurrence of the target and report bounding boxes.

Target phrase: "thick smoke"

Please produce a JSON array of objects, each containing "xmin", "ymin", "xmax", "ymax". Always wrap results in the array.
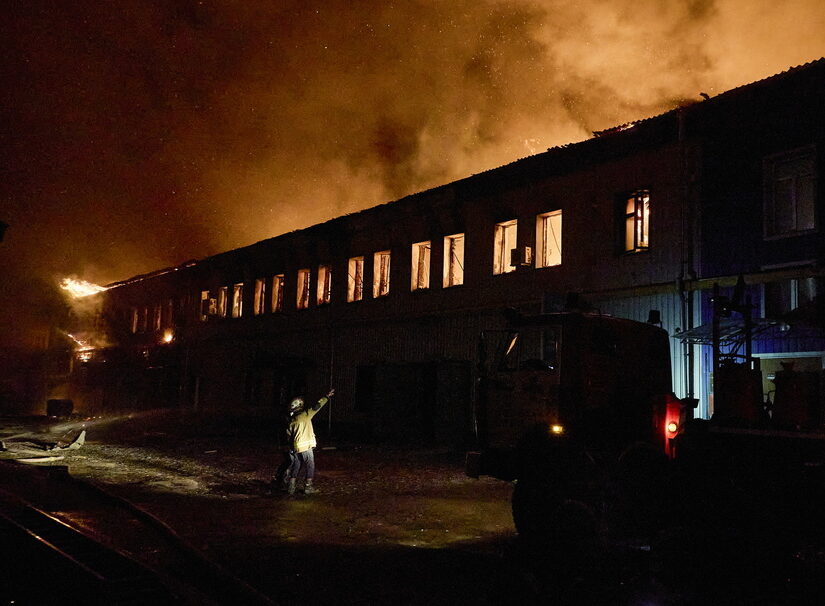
[{"xmin": 2, "ymin": 0, "xmax": 825, "ymax": 346}]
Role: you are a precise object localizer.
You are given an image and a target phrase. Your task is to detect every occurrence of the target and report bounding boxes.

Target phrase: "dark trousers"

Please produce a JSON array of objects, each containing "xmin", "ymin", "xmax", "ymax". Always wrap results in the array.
[
  {"xmin": 274, "ymin": 450, "xmax": 295, "ymax": 484},
  {"xmin": 288, "ymin": 448, "xmax": 315, "ymax": 480}
]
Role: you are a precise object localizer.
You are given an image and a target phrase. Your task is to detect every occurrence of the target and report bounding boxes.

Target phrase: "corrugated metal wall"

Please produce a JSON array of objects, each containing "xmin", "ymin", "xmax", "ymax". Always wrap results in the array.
[
  {"xmin": 193, "ymin": 311, "xmax": 499, "ymax": 428},
  {"xmin": 190, "ymin": 295, "xmax": 715, "ymax": 429}
]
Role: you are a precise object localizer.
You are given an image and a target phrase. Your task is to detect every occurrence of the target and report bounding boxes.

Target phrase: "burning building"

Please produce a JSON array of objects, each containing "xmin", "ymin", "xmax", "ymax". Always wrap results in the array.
[{"xmin": 58, "ymin": 59, "xmax": 825, "ymax": 443}]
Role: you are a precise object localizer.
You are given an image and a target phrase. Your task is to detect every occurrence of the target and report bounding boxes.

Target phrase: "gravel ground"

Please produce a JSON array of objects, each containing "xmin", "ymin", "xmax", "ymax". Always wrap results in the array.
[
  {"xmin": 1, "ymin": 411, "xmax": 516, "ymax": 605},
  {"xmin": 7, "ymin": 412, "xmax": 824, "ymax": 604}
]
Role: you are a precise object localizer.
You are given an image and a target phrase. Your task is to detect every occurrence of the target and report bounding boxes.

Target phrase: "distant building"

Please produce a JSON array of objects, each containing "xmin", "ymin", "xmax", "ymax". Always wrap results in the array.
[{"xmin": 60, "ymin": 59, "xmax": 825, "ymax": 443}]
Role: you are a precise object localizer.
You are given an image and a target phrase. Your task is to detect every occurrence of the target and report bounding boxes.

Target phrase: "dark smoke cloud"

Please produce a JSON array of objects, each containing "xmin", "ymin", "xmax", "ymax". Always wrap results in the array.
[{"xmin": 2, "ymin": 0, "xmax": 824, "ymax": 347}]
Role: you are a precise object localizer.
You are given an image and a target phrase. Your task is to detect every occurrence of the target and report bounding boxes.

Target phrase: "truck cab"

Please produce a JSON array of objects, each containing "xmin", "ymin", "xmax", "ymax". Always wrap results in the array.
[
  {"xmin": 466, "ymin": 311, "xmax": 681, "ymax": 547},
  {"xmin": 469, "ymin": 311, "xmax": 675, "ymax": 480}
]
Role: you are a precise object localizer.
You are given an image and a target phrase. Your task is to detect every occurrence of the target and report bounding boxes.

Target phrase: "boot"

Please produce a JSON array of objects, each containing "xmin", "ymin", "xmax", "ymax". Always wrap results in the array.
[
  {"xmin": 303, "ymin": 479, "xmax": 319, "ymax": 495},
  {"xmin": 287, "ymin": 478, "xmax": 297, "ymax": 496},
  {"xmin": 276, "ymin": 475, "xmax": 290, "ymax": 492}
]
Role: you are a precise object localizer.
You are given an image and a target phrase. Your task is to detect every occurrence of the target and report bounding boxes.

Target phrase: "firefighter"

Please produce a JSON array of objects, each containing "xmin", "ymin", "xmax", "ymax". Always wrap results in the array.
[
  {"xmin": 272, "ymin": 406, "xmax": 296, "ymax": 493},
  {"xmin": 284, "ymin": 389, "xmax": 334, "ymax": 495}
]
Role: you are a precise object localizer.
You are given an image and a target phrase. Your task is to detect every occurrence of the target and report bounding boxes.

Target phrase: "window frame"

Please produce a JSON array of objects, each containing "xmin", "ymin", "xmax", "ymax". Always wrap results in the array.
[
  {"xmin": 373, "ymin": 250, "xmax": 391, "ymax": 298},
  {"xmin": 763, "ymin": 146, "xmax": 817, "ymax": 240},
  {"xmin": 348, "ymin": 257, "xmax": 364, "ymax": 302},
  {"xmin": 165, "ymin": 298, "xmax": 175, "ymax": 328},
  {"xmin": 271, "ymin": 274, "xmax": 285, "ymax": 312},
  {"xmin": 199, "ymin": 290, "xmax": 210, "ymax": 322},
  {"xmin": 296, "ymin": 269, "xmax": 311, "ymax": 310},
  {"xmin": 411, "ymin": 241, "xmax": 431, "ymax": 291},
  {"xmin": 763, "ymin": 277, "xmax": 820, "ymax": 318},
  {"xmin": 493, "ymin": 220, "xmax": 518, "ymax": 275},
  {"xmin": 217, "ymin": 286, "xmax": 228, "ymax": 317},
  {"xmin": 317, "ymin": 264, "xmax": 332, "ymax": 306},
  {"xmin": 153, "ymin": 304, "xmax": 162, "ymax": 331},
  {"xmin": 253, "ymin": 278, "xmax": 267, "ymax": 316},
  {"xmin": 621, "ymin": 190, "xmax": 650, "ymax": 254},
  {"xmin": 443, "ymin": 233, "xmax": 465, "ymax": 287},
  {"xmin": 231, "ymin": 282, "xmax": 244, "ymax": 318},
  {"xmin": 535, "ymin": 210, "xmax": 562, "ymax": 268}
]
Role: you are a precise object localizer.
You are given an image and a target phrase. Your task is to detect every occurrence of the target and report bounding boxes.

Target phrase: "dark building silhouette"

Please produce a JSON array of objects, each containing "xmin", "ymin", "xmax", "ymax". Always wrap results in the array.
[{"xmin": 57, "ymin": 59, "xmax": 825, "ymax": 443}]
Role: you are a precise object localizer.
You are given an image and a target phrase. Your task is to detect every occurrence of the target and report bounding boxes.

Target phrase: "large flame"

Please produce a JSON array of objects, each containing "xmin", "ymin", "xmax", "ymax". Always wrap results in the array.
[{"xmin": 60, "ymin": 277, "xmax": 108, "ymax": 299}]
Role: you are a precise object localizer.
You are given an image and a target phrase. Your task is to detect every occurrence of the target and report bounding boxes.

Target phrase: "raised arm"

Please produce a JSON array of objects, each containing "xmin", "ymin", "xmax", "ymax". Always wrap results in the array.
[{"xmin": 309, "ymin": 389, "xmax": 334, "ymax": 414}]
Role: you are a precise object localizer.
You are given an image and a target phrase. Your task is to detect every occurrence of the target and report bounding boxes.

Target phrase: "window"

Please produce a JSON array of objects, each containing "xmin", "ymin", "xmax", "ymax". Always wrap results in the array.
[
  {"xmin": 200, "ymin": 290, "xmax": 210, "ymax": 322},
  {"xmin": 764, "ymin": 147, "xmax": 816, "ymax": 238},
  {"xmin": 443, "ymin": 233, "xmax": 465, "ymax": 287},
  {"xmin": 139, "ymin": 307, "xmax": 148, "ymax": 333},
  {"xmin": 623, "ymin": 190, "xmax": 650, "ymax": 253},
  {"xmin": 499, "ymin": 327, "xmax": 560, "ymax": 372},
  {"xmin": 297, "ymin": 269, "xmax": 311, "ymax": 309},
  {"xmin": 373, "ymin": 250, "xmax": 391, "ymax": 297},
  {"xmin": 231, "ymin": 283, "xmax": 244, "ymax": 318},
  {"xmin": 130, "ymin": 308, "xmax": 138, "ymax": 333},
  {"xmin": 253, "ymin": 278, "xmax": 267, "ymax": 315},
  {"xmin": 317, "ymin": 264, "xmax": 332, "ymax": 305},
  {"xmin": 271, "ymin": 274, "xmax": 285, "ymax": 312},
  {"xmin": 536, "ymin": 210, "xmax": 562, "ymax": 268},
  {"xmin": 764, "ymin": 277, "xmax": 820, "ymax": 318},
  {"xmin": 217, "ymin": 286, "xmax": 228, "ymax": 317},
  {"xmin": 411, "ymin": 241, "xmax": 431, "ymax": 290},
  {"xmin": 348, "ymin": 257, "xmax": 364, "ymax": 302},
  {"xmin": 153, "ymin": 304, "xmax": 162, "ymax": 331},
  {"xmin": 165, "ymin": 299, "xmax": 174, "ymax": 328},
  {"xmin": 493, "ymin": 220, "xmax": 517, "ymax": 274}
]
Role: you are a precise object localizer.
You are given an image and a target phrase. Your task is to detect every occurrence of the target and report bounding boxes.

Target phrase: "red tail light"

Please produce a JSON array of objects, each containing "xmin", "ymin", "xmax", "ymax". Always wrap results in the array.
[{"xmin": 664, "ymin": 395, "xmax": 682, "ymax": 457}]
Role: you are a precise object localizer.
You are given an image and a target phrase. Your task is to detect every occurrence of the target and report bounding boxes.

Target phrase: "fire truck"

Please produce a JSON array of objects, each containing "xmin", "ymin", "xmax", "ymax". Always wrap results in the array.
[
  {"xmin": 466, "ymin": 310, "xmax": 681, "ymax": 538},
  {"xmin": 466, "ymin": 306, "xmax": 825, "ymax": 548},
  {"xmin": 467, "ymin": 307, "xmax": 825, "ymax": 602}
]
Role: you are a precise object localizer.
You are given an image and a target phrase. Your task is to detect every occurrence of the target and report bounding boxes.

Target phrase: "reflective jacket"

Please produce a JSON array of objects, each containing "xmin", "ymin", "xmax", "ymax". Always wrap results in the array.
[{"xmin": 287, "ymin": 396, "xmax": 329, "ymax": 453}]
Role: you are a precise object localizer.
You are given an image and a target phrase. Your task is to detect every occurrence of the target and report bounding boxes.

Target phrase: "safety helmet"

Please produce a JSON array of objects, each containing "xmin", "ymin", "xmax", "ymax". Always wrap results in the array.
[{"xmin": 289, "ymin": 397, "xmax": 304, "ymax": 413}]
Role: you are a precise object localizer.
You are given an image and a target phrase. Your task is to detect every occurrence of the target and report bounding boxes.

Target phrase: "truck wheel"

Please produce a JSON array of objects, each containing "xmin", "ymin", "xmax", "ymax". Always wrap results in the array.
[
  {"xmin": 512, "ymin": 483, "xmax": 600, "ymax": 601},
  {"xmin": 612, "ymin": 442, "xmax": 672, "ymax": 536},
  {"xmin": 512, "ymin": 479, "xmax": 560, "ymax": 539},
  {"xmin": 512, "ymin": 481, "xmax": 598, "ymax": 548}
]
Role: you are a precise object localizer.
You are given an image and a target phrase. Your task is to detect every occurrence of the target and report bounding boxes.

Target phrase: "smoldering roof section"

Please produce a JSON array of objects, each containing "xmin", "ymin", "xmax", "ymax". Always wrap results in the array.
[{"xmin": 3, "ymin": 0, "xmax": 824, "ymax": 326}]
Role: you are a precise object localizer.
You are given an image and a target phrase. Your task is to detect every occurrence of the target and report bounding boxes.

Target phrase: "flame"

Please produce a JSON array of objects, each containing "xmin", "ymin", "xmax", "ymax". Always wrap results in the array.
[
  {"xmin": 60, "ymin": 277, "xmax": 108, "ymax": 298},
  {"xmin": 162, "ymin": 329, "xmax": 174, "ymax": 344},
  {"xmin": 65, "ymin": 332, "xmax": 93, "ymax": 351},
  {"xmin": 65, "ymin": 332, "xmax": 95, "ymax": 361}
]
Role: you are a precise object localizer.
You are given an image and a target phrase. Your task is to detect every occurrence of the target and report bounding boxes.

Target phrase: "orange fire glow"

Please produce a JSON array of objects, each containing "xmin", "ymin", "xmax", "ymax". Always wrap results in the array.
[
  {"xmin": 60, "ymin": 277, "xmax": 108, "ymax": 299},
  {"xmin": 65, "ymin": 332, "xmax": 95, "ymax": 361}
]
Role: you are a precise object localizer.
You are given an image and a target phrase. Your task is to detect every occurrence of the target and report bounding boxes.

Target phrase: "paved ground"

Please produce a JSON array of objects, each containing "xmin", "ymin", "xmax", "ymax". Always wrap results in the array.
[
  {"xmin": 0, "ymin": 411, "xmax": 516, "ymax": 605},
  {"xmin": 5, "ymin": 411, "xmax": 825, "ymax": 604}
]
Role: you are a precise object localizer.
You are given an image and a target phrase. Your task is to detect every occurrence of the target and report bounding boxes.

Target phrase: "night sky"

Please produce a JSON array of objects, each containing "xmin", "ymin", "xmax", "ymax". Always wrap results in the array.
[{"xmin": 3, "ymin": 0, "xmax": 825, "ymax": 348}]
